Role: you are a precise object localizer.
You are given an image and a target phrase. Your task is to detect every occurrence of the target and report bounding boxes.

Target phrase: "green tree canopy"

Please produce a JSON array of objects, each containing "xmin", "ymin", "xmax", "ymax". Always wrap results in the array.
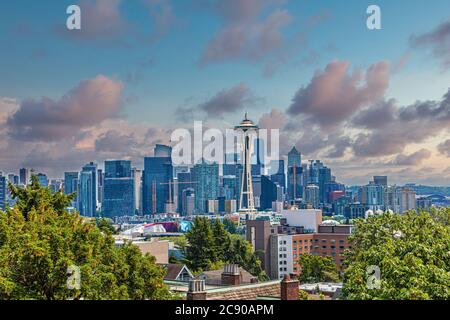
[
  {"xmin": 298, "ymin": 254, "xmax": 340, "ymax": 283},
  {"xmin": 185, "ymin": 217, "xmax": 267, "ymax": 280},
  {"xmin": 342, "ymin": 209, "xmax": 450, "ymax": 300},
  {"xmin": 0, "ymin": 180, "xmax": 173, "ymax": 300}
]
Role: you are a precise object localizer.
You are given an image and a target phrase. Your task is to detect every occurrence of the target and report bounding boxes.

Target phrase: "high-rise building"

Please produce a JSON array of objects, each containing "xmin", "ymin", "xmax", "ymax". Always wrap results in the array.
[
  {"xmin": 36, "ymin": 173, "xmax": 49, "ymax": 187},
  {"xmin": 270, "ymin": 160, "xmax": 286, "ymax": 191},
  {"xmin": 132, "ymin": 168, "xmax": 142, "ymax": 215},
  {"xmin": 78, "ymin": 162, "xmax": 98, "ymax": 217},
  {"xmin": 154, "ymin": 144, "xmax": 172, "ymax": 157},
  {"xmin": 64, "ymin": 172, "xmax": 79, "ymax": 208},
  {"xmin": 305, "ymin": 184, "xmax": 320, "ymax": 208},
  {"xmin": 97, "ymin": 169, "xmax": 104, "ymax": 205},
  {"xmin": 7, "ymin": 174, "xmax": 19, "ymax": 186},
  {"xmin": 191, "ymin": 161, "xmax": 219, "ymax": 214},
  {"xmin": 260, "ymin": 176, "xmax": 278, "ymax": 210},
  {"xmin": 78, "ymin": 170, "xmax": 96, "ymax": 217},
  {"xmin": 222, "ymin": 175, "xmax": 237, "ymax": 200},
  {"xmin": 181, "ymin": 188, "xmax": 195, "ymax": 215},
  {"xmin": 287, "ymin": 166, "xmax": 304, "ymax": 203},
  {"xmin": 142, "ymin": 154, "xmax": 173, "ymax": 214},
  {"xmin": 177, "ymin": 171, "xmax": 192, "ymax": 215},
  {"xmin": 360, "ymin": 181, "xmax": 383, "ymax": 211},
  {"xmin": 0, "ymin": 175, "xmax": 6, "ymax": 211},
  {"xmin": 398, "ymin": 187, "xmax": 416, "ymax": 213},
  {"xmin": 287, "ymin": 147, "xmax": 301, "ymax": 168},
  {"xmin": 49, "ymin": 179, "xmax": 63, "ymax": 193},
  {"xmin": 102, "ymin": 160, "xmax": 135, "ymax": 218},
  {"xmin": 374, "ymin": 176, "xmax": 388, "ymax": 187},
  {"xmin": 318, "ymin": 167, "xmax": 332, "ymax": 204},
  {"xmin": 19, "ymin": 168, "xmax": 29, "ymax": 186}
]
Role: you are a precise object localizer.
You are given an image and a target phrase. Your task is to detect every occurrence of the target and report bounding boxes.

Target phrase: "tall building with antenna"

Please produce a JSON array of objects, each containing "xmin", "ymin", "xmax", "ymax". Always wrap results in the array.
[{"xmin": 235, "ymin": 113, "xmax": 259, "ymax": 214}]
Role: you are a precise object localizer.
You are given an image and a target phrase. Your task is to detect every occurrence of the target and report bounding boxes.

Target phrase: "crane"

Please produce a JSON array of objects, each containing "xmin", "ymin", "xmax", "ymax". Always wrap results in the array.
[{"xmin": 159, "ymin": 180, "xmax": 198, "ymax": 213}]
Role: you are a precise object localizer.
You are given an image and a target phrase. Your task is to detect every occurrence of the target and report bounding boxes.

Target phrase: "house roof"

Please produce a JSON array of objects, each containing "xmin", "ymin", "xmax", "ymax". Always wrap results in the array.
[
  {"xmin": 198, "ymin": 267, "xmax": 256, "ymax": 285},
  {"xmin": 163, "ymin": 264, "xmax": 193, "ymax": 281}
]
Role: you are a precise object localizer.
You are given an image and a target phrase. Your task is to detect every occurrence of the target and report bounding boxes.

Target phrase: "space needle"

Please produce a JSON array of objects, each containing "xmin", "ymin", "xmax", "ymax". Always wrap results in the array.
[{"xmin": 235, "ymin": 113, "xmax": 259, "ymax": 214}]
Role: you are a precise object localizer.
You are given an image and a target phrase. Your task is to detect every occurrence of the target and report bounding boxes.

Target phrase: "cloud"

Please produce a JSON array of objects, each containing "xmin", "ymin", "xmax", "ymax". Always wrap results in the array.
[
  {"xmin": 144, "ymin": 0, "xmax": 176, "ymax": 42},
  {"xmin": 95, "ymin": 130, "xmax": 137, "ymax": 153},
  {"xmin": 438, "ymin": 139, "xmax": 450, "ymax": 157},
  {"xmin": 410, "ymin": 19, "xmax": 450, "ymax": 71},
  {"xmin": 391, "ymin": 149, "xmax": 432, "ymax": 166},
  {"xmin": 175, "ymin": 83, "xmax": 258, "ymax": 120},
  {"xmin": 258, "ymin": 108, "xmax": 286, "ymax": 130},
  {"xmin": 7, "ymin": 75, "xmax": 124, "ymax": 142},
  {"xmin": 351, "ymin": 99, "xmax": 397, "ymax": 129},
  {"xmin": 352, "ymin": 88, "xmax": 450, "ymax": 157},
  {"xmin": 199, "ymin": 0, "xmax": 292, "ymax": 69},
  {"xmin": 200, "ymin": 83, "xmax": 257, "ymax": 118},
  {"xmin": 287, "ymin": 61, "xmax": 390, "ymax": 127}
]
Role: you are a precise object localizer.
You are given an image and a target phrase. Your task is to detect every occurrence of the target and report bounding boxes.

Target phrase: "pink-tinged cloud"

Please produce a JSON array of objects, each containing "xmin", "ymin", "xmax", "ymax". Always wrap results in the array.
[
  {"xmin": 258, "ymin": 108, "xmax": 286, "ymax": 130},
  {"xmin": 410, "ymin": 19, "xmax": 450, "ymax": 71},
  {"xmin": 287, "ymin": 60, "xmax": 390, "ymax": 126},
  {"xmin": 7, "ymin": 75, "xmax": 124, "ymax": 142},
  {"xmin": 199, "ymin": 0, "xmax": 292, "ymax": 65}
]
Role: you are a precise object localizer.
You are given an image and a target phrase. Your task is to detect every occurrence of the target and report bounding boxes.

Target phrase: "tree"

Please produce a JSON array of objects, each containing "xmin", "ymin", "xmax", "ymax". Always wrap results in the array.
[
  {"xmin": 185, "ymin": 217, "xmax": 216, "ymax": 272},
  {"xmin": 227, "ymin": 234, "xmax": 267, "ymax": 281},
  {"xmin": 0, "ymin": 180, "xmax": 173, "ymax": 300},
  {"xmin": 185, "ymin": 218, "xmax": 267, "ymax": 280},
  {"xmin": 96, "ymin": 218, "xmax": 116, "ymax": 235},
  {"xmin": 223, "ymin": 218, "xmax": 237, "ymax": 234},
  {"xmin": 342, "ymin": 209, "xmax": 450, "ymax": 300},
  {"xmin": 298, "ymin": 254, "xmax": 340, "ymax": 283},
  {"xmin": 211, "ymin": 219, "xmax": 231, "ymax": 260},
  {"xmin": 8, "ymin": 175, "xmax": 74, "ymax": 221}
]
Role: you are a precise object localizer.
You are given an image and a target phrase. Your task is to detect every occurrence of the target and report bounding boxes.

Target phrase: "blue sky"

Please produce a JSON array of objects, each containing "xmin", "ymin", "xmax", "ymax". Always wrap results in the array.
[{"xmin": 1, "ymin": 0, "xmax": 450, "ymax": 185}]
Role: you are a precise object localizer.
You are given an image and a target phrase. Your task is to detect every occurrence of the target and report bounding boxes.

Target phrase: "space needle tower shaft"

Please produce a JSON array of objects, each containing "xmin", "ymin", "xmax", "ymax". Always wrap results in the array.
[{"xmin": 235, "ymin": 113, "xmax": 259, "ymax": 214}]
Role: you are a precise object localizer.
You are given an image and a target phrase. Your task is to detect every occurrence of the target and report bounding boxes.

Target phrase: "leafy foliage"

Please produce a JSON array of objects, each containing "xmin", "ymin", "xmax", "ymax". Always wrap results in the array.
[
  {"xmin": 342, "ymin": 209, "xmax": 450, "ymax": 300},
  {"xmin": 298, "ymin": 254, "xmax": 340, "ymax": 283},
  {"xmin": 0, "ymin": 180, "xmax": 173, "ymax": 300},
  {"xmin": 185, "ymin": 217, "xmax": 267, "ymax": 280}
]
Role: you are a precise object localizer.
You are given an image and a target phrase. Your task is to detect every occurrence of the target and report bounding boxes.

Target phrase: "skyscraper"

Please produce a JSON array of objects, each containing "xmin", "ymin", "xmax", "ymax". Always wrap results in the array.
[
  {"xmin": 78, "ymin": 170, "xmax": 96, "ymax": 217},
  {"xmin": 103, "ymin": 160, "xmax": 135, "ymax": 218},
  {"xmin": 374, "ymin": 176, "xmax": 388, "ymax": 187},
  {"xmin": 143, "ymin": 152, "xmax": 173, "ymax": 214},
  {"xmin": 288, "ymin": 147, "xmax": 301, "ymax": 168},
  {"xmin": 191, "ymin": 160, "xmax": 219, "ymax": 214},
  {"xmin": 318, "ymin": 167, "xmax": 332, "ymax": 204},
  {"xmin": 260, "ymin": 175, "xmax": 277, "ymax": 210},
  {"xmin": 0, "ymin": 175, "xmax": 6, "ymax": 211},
  {"xmin": 36, "ymin": 173, "xmax": 49, "ymax": 187},
  {"xmin": 287, "ymin": 147, "xmax": 303, "ymax": 205},
  {"xmin": 305, "ymin": 184, "xmax": 320, "ymax": 208},
  {"xmin": 78, "ymin": 162, "xmax": 98, "ymax": 217},
  {"xmin": 19, "ymin": 168, "xmax": 29, "ymax": 186},
  {"xmin": 270, "ymin": 160, "xmax": 286, "ymax": 193},
  {"xmin": 64, "ymin": 172, "xmax": 79, "ymax": 208},
  {"xmin": 154, "ymin": 144, "xmax": 172, "ymax": 157},
  {"xmin": 177, "ymin": 171, "xmax": 192, "ymax": 215},
  {"xmin": 398, "ymin": 187, "xmax": 416, "ymax": 213},
  {"xmin": 132, "ymin": 168, "xmax": 142, "ymax": 215}
]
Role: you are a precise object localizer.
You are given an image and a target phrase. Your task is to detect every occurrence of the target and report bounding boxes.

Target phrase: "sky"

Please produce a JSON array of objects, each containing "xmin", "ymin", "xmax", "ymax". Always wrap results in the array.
[{"xmin": 0, "ymin": 0, "xmax": 450, "ymax": 185}]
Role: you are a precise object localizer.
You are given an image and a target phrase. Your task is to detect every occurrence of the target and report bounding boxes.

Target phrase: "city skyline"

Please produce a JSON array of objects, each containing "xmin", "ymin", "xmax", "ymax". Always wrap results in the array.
[{"xmin": 1, "ymin": 1, "xmax": 450, "ymax": 185}]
